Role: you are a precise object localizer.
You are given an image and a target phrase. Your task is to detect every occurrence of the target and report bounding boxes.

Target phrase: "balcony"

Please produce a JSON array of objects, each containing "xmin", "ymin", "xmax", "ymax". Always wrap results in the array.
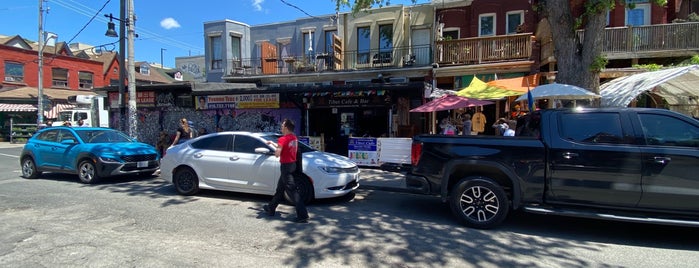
[
  {"xmin": 540, "ymin": 22, "xmax": 699, "ymax": 63},
  {"xmin": 224, "ymin": 45, "xmax": 433, "ymax": 77},
  {"xmin": 434, "ymin": 33, "xmax": 535, "ymax": 66}
]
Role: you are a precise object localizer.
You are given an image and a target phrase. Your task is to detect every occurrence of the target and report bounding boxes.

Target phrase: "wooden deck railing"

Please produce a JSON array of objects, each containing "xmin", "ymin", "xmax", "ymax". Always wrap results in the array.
[
  {"xmin": 434, "ymin": 33, "xmax": 534, "ymax": 66},
  {"xmin": 574, "ymin": 22, "xmax": 699, "ymax": 59}
]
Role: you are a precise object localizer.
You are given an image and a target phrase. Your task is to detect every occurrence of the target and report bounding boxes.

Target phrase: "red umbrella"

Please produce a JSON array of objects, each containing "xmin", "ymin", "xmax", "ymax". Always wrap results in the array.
[{"xmin": 410, "ymin": 95, "xmax": 494, "ymax": 112}]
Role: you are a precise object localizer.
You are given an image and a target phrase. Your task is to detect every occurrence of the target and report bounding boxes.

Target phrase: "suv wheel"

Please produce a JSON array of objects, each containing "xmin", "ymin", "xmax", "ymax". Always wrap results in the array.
[
  {"xmin": 78, "ymin": 160, "xmax": 100, "ymax": 184},
  {"xmin": 449, "ymin": 177, "xmax": 509, "ymax": 229},
  {"xmin": 21, "ymin": 157, "xmax": 41, "ymax": 179}
]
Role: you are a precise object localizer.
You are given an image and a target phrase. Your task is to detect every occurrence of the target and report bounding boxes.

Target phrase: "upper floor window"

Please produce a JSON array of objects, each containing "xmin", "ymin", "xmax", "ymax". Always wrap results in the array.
[
  {"xmin": 231, "ymin": 36, "xmax": 241, "ymax": 64},
  {"xmin": 303, "ymin": 31, "xmax": 314, "ymax": 58},
  {"xmin": 210, "ymin": 35, "xmax": 222, "ymax": 70},
  {"xmin": 442, "ymin": 29, "xmax": 459, "ymax": 40},
  {"xmin": 626, "ymin": 0, "xmax": 650, "ymax": 26},
  {"xmin": 506, "ymin": 11, "xmax": 524, "ymax": 34},
  {"xmin": 4, "ymin": 61, "xmax": 24, "ymax": 82},
  {"xmin": 324, "ymin": 30, "xmax": 337, "ymax": 54},
  {"xmin": 357, "ymin": 26, "xmax": 371, "ymax": 64},
  {"xmin": 376, "ymin": 24, "xmax": 393, "ymax": 64},
  {"xmin": 52, "ymin": 68, "xmax": 69, "ymax": 88},
  {"xmin": 479, "ymin": 13, "xmax": 496, "ymax": 36},
  {"xmin": 78, "ymin": 71, "xmax": 93, "ymax": 90},
  {"xmin": 139, "ymin": 63, "xmax": 150, "ymax": 75}
]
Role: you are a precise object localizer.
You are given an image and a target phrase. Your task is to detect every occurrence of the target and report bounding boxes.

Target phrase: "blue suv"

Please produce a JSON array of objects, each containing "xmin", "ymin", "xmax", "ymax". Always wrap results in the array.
[{"xmin": 20, "ymin": 126, "xmax": 160, "ymax": 183}]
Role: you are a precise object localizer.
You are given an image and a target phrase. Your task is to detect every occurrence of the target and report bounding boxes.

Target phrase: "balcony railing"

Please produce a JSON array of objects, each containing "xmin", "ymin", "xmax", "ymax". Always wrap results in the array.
[
  {"xmin": 577, "ymin": 22, "xmax": 699, "ymax": 59},
  {"xmin": 225, "ymin": 45, "xmax": 433, "ymax": 76},
  {"xmin": 434, "ymin": 33, "xmax": 534, "ymax": 66}
]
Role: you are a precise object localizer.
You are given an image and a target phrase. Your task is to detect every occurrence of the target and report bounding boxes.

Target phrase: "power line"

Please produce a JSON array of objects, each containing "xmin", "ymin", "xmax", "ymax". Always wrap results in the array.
[
  {"xmin": 279, "ymin": 0, "xmax": 319, "ymax": 19},
  {"xmin": 63, "ymin": 0, "xmax": 112, "ymax": 45}
]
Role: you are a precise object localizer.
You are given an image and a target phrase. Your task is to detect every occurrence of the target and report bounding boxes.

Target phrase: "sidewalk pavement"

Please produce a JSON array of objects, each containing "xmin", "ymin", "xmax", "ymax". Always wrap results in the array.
[
  {"xmin": 1, "ymin": 142, "xmax": 409, "ymax": 191},
  {"xmin": 358, "ymin": 167, "xmax": 408, "ymax": 192}
]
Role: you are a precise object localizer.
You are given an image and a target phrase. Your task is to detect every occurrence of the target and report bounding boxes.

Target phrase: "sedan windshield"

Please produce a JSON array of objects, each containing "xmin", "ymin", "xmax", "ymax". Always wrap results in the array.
[
  {"xmin": 260, "ymin": 134, "xmax": 315, "ymax": 153},
  {"xmin": 75, "ymin": 129, "xmax": 134, "ymax": 143}
]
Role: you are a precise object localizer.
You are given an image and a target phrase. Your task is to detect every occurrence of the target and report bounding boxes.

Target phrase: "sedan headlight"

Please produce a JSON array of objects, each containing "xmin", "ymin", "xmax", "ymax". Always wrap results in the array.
[{"xmin": 318, "ymin": 166, "xmax": 358, "ymax": 174}]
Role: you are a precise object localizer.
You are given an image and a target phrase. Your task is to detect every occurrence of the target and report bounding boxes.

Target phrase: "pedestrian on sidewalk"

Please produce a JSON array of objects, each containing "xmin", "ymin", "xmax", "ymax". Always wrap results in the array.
[{"xmin": 263, "ymin": 119, "xmax": 309, "ymax": 223}]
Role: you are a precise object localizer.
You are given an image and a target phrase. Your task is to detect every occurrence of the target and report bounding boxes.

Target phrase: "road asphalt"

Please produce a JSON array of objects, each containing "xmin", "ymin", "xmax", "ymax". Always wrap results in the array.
[{"xmin": 1, "ymin": 141, "xmax": 409, "ymax": 191}]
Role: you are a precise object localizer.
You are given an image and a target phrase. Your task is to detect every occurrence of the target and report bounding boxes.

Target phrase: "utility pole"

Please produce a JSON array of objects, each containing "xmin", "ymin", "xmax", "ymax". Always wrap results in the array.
[
  {"xmin": 127, "ymin": 0, "xmax": 137, "ymax": 138},
  {"xmin": 37, "ymin": 0, "xmax": 45, "ymax": 127},
  {"xmin": 118, "ymin": 0, "xmax": 126, "ymax": 132}
]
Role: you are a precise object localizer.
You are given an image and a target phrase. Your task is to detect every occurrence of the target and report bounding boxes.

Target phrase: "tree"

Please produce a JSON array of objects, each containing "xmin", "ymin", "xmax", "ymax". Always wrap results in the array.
[{"xmin": 335, "ymin": 0, "xmax": 666, "ymax": 96}]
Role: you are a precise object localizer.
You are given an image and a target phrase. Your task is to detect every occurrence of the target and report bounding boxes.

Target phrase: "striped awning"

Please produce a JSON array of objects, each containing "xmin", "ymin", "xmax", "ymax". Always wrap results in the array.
[
  {"xmin": 0, "ymin": 103, "xmax": 37, "ymax": 112},
  {"xmin": 0, "ymin": 103, "xmax": 75, "ymax": 119}
]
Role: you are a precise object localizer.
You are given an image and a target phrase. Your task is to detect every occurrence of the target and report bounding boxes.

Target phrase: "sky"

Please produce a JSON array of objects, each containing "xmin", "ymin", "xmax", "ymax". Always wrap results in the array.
[{"xmin": 0, "ymin": 0, "xmax": 422, "ymax": 69}]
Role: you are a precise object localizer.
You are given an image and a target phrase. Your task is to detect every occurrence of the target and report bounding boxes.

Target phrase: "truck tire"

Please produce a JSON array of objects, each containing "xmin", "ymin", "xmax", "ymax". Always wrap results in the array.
[{"xmin": 449, "ymin": 177, "xmax": 509, "ymax": 229}]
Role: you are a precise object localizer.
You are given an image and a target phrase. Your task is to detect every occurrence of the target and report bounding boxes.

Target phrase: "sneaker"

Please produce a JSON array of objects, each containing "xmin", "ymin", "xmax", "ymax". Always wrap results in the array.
[
  {"xmin": 293, "ymin": 217, "xmax": 309, "ymax": 223},
  {"xmin": 262, "ymin": 205, "xmax": 275, "ymax": 216}
]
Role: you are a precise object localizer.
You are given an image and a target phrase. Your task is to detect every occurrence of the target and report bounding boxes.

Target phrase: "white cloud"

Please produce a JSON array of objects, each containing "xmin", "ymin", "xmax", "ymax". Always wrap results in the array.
[
  {"xmin": 252, "ymin": 0, "xmax": 264, "ymax": 11},
  {"xmin": 160, "ymin": 18, "xmax": 181, "ymax": 30}
]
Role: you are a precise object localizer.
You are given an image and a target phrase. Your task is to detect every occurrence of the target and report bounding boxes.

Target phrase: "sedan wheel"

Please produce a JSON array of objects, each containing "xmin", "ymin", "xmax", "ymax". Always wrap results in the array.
[
  {"xmin": 21, "ymin": 158, "xmax": 41, "ymax": 179},
  {"xmin": 285, "ymin": 175, "xmax": 314, "ymax": 205},
  {"xmin": 449, "ymin": 177, "xmax": 509, "ymax": 229},
  {"xmin": 78, "ymin": 160, "xmax": 100, "ymax": 184},
  {"xmin": 173, "ymin": 167, "xmax": 199, "ymax": 195}
]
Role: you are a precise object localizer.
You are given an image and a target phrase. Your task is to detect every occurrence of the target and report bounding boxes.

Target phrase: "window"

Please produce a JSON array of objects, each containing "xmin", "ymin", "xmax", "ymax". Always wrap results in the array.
[
  {"xmin": 37, "ymin": 130, "xmax": 59, "ymax": 143},
  {"xmin": 357, "ymin": 26, "xmax": 371, "ymax": 64},
  {"xmin": 376, "ymin": 24, "xmax": 393, "ymax": 64},
  {"xmin": 559, "ymin": 113, "xmax": 627, "ymax": 144},
  {"xmin": 442, "ymin": 29, "xmax": 459, "ymax": 40},
  {"xmin": 506, "ymin": 11, "xmax": 524, "ymax": 34},
  {"xmin": 52, "ymin": 68, "xmax": 69, "ymax": 87},
  {"xmin": 78, "ymin": 72, "xmax": 93, "ymax": 89},
  {"xmin": 233, "ymin": 135, "xmax": 265, "ymax": 154},
  {"xmin": 191, "ymin": 135, "xmax": 231, "ymax": 151},
  {"xmin": 139, "ymin": 63, "xmax": 150, "ymax": 75},
  {"xmin": 4, "ymin": 61, "xmax": 24, "ymax": 82},
  {"xmin": 57, "ymin": 129, "xmax": 77, "ymax": 143},
  {"xmin": 231, "ymin": 35, "xmax": 241, "ymax": 67},
  {"xmin": 324, "ymin": 30, "xmax": 337, "ymax": 53},
  {"xmin": 302, "ymin": 31, "xmax": 314, "ymax": 59},
  {"xmin": 639, "ymin": 114, "xmax": 699, "ymax": 147},
  {"xmin": 479, "ymin": 13, "xmax": 496, "ymax": 36},
  {"xmin": 626, "ymin": 1, "xmax": 650, "ymax": 26},
  {"xmin": 210, "ymin": 35, "xmax": 222, "ymax": 69}
]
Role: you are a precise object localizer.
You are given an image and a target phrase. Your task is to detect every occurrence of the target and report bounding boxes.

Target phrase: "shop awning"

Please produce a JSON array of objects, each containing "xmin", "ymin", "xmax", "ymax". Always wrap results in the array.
[
  {"xmin": 456, "ymin": 77, "xmax": 524, "ymax": 99},
  {"xmin": 0, "ymin": 103, "xmax": 37, "ymax": 112},
  {"xmin": 486, "ymin": 74, "xmax": 539, "ymax": 92}
]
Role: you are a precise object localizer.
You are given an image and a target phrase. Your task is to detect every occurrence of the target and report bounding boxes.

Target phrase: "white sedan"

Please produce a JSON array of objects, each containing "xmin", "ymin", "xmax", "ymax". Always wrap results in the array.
[{"xmin": 160, "ymin": 131, "xmax": 360, "ymax": 203}]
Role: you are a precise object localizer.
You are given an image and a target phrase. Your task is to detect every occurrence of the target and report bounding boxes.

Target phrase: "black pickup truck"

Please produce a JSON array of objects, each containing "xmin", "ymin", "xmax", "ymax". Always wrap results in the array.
[{"xmin": 407, "ymin": 108, "xmax": 699, "ymax": 229}]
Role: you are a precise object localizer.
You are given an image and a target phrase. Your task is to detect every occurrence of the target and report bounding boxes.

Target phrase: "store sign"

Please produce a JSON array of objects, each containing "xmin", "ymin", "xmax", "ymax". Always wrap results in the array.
[
  {"xmin": 348, "ymin": 137, "xmax": 379, "ymax": 166},
  {"xmin": 137, "ymin": 91, "xmax": 156, "ymax": 107},
  {"xmin": 199, "ymin": 93, "xmax": 280, "ymax": 109}
]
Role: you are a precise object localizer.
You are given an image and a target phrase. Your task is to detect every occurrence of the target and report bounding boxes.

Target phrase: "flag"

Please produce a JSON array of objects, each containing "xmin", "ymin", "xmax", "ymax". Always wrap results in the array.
[{"xmin": 527, "ymin": 88, "xmax": 534, "ymax": 111}]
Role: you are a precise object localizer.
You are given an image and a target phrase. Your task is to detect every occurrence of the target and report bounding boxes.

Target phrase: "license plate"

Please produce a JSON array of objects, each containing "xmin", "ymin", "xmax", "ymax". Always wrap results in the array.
[{"xmin": 137, "ymin": 161, "xmax": 148, "ymax": 168}]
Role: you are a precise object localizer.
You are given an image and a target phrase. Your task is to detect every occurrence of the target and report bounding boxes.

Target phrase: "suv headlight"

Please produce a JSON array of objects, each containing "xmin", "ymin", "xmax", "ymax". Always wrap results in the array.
[{"xmin": 99, "ymin": 156, "xmax": 122, "ymax": 163}]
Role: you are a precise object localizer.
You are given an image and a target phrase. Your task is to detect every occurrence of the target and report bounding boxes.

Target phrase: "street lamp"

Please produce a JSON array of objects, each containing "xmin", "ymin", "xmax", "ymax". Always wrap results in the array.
[{"xmin": 104, "ymin": 0, "xmax": 138, "ymax": 138}]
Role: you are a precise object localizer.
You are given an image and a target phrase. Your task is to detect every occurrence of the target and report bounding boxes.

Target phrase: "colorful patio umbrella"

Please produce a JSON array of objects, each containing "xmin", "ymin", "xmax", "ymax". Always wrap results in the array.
[
  {"xmin": 456, "ymin": 77, "xmax": 524, "ymax": 99},
  {"xmin": 410, "ymin": 95, "xmax": 494, "ymax": 112}
]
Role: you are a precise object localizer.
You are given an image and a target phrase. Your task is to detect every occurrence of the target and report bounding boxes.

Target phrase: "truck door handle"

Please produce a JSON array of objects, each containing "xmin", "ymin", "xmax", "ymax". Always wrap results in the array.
[
  {"xmin": 653, "ymin": 156, "xmax": 671, "ymax": 165},
  {"xmin": 562, "ymin": 152, "xmax": 578, "ymax": 159}
]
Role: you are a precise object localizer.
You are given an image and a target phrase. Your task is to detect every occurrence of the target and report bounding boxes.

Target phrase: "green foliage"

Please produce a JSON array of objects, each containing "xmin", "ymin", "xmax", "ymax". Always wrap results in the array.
[
  {"xmin": 336, "ymin": 0, "xmax": 418, "ymax": 13},
  {"xmin": 589, "ymin": 56, "xmax": 608, "ymax": 72},
  {"xmin": 689, "ymin": 55, "xmax": 699, "ymax": 65},
  {"xmin": 632, "ymin": 63, "xmax": 663, "ymax": 71}
]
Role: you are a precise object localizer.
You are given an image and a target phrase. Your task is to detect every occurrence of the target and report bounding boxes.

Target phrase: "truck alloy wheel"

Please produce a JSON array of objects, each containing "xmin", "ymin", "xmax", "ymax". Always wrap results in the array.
[{"xmin": 449, "ymin": 177, "xmax": 509, "ymax": 229}]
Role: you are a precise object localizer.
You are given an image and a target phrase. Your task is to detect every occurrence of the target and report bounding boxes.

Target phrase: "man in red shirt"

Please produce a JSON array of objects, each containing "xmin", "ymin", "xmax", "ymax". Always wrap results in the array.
[{"xmin": 263, "ymin": 119, "xmax": 309, "ymax": 223}]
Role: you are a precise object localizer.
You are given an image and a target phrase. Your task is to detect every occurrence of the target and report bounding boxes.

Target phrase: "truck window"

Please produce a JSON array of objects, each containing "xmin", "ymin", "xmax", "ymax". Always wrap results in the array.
[
  {"xmin": 559, "ymin": 113, "xmax": 626, "ymax": 144},
  {"xmin": 638, "ymin": 114, "xmax": 699, "ymax": 147}
]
